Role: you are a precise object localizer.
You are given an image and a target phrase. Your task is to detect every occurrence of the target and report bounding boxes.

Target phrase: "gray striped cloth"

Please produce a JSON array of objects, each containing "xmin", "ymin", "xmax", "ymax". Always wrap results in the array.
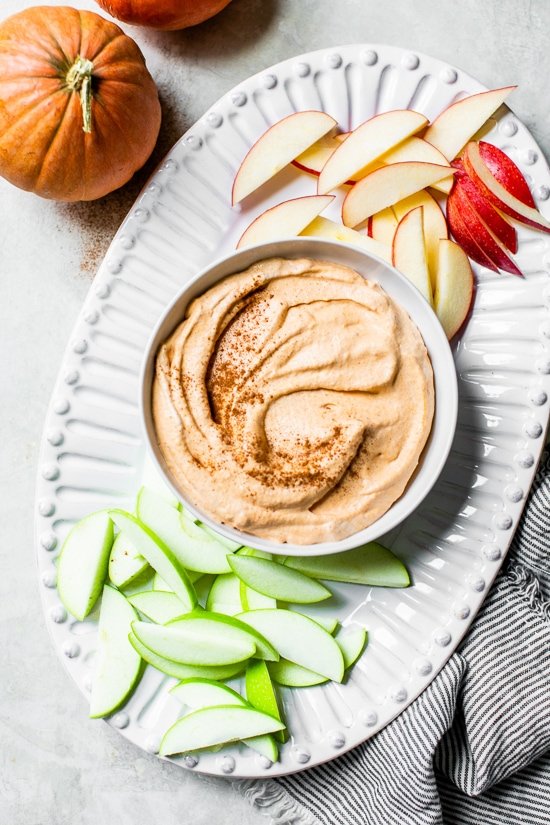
[{"xmin": 237, "ymin": 450, "xmax": 550, "ymax": 824}]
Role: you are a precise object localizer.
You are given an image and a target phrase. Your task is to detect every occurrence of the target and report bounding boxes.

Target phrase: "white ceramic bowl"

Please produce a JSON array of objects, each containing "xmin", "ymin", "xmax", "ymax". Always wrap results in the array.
[{"xmin": 140, "ymin": 237, "xmax": 458, "ymax": 556}]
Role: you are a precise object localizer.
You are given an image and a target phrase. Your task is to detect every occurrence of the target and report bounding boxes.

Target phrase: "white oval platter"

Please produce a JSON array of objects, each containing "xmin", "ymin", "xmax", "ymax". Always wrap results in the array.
[{"xmin": 35, "ymin": 44, "xmax": 550, "ymax": 779}]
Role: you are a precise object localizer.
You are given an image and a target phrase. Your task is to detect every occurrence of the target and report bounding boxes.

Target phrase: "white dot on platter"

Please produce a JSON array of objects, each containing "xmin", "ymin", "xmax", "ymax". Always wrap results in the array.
[
  {"xmin": 218, "ymin": 755, "xmax": 235, "ymax": 774},
  {"xmin": 328, "ymin": 730, "xmax": 345, "ymax": 748},
  {"xmin": 362, "ymin": 49, "xmax": 378, "ymax": 66},
  {"xmin": 470, "ymin": 577, "xmax": 486, "ymax": 592},
  {"xmin": 515, "ymin": 451, "xmax": 535, "ymax": 468},
  {"xmin": 40, "ymin": 532, "xmax": 57, "ymax": 551},
  {"xmin": 183, "ymin": 755, "xmax": 198, "ymax": 768},
  {"xmin": 290, "ymin": 746, "xmax": 310, "ymax": 764},
  {"xmin": 495, "ymin": 513, "xmax": 513, "ymax": 530},
  {"xmin": 42, "ymin": 463, "xmax": 60, "ymax": 481},
  {"xmin": 482, "ymin": 544, "xmax": 502, "ymax": 561},
  {"xmin": 440, "ymin": 67, "xmax": 457, "ymax": 84},
  {"xmin": 50, "ymin": 605, "xmax": 66, "ymax": 623},
  {"xmin": 434, "ymin": 629, "xmax": 451, "ymax": 647},
  {"xmin": 359, "ymin": 709, "xmax": 378, "ymax": 726},
  {"xmin": 42, "ymin": 568, "xmax": 57, "ymax": 588},
  {"xmin": 402, "ymin": 53, "xmax": 419, "ymax": 70},
  {"xmin": 256, "ymin": 754, "xmax": 273, "ymax": 769},
  {"xmin": 505, "ymin": 485, "xmax": 524, "ymax": 503},
  {"xmin": 111, "ymin": 712, "xmax": 129, "ymax": 729},
  {"xmin": 390, "ymin": 686, "xmax": 407, "ymax": 703},
  {"xmin": 295, "ymin": 62, "xmax": 310, "ymax": 77},
  {"xmin": 414, "ymin": 658, "xmax": 433, "ymax": 675},
  {"xmin": 63, "ymin": 641, "xmax": 80, "ymax": 658},
  {"xmin": 525, "ymin": 420, "xmax": 543, "ymax": 439}
]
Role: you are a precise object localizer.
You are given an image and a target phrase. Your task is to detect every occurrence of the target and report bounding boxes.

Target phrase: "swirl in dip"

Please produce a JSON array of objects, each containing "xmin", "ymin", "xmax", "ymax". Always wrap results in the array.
[{"xmin": 153, "ymin": 257, "xmax": 434, "ymax": 544}]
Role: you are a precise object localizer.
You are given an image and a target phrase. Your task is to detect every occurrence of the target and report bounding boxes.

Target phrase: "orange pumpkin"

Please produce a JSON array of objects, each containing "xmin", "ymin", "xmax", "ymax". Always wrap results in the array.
[
  {"xmin": 95, "ymin": 0, "xmax": 233, "ymax": 31},
  {"xmin": 0, "ymin": 6, "xmax": 161, "ymax": 201}
]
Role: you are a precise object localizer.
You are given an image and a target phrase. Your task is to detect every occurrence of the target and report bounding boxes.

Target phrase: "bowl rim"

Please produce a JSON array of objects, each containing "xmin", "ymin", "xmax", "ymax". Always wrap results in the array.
[{"xmin": 139, "ymin": 236, "xmax": 458, "ymax": 556}]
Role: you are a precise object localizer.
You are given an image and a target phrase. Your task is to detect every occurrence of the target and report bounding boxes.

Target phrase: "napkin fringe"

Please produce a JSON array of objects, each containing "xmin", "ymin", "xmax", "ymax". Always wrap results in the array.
[{"xmin": 235, "ymin": 778, "xmax": 317, "ymax": 825}]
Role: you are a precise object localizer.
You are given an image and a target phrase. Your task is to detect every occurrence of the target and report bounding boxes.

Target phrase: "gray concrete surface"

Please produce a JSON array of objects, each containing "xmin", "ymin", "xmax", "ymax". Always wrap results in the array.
[{"xmin": 1, "ymin": 1, "xmax": 549, "ymax": 822}]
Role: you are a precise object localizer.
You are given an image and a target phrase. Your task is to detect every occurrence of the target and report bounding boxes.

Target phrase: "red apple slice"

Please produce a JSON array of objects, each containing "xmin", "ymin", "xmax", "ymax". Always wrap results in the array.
[
  {"xmin": 300, "ymin": 216, "xmax": 391, "ymax": 262},
  {"xmin": 452, "ymin": 161, "xmax": 517, "ymax": 253},
  {"xmin": 446, "ymin": 192, "xmax": 500, "ymax": 272},
  {"xmin": 423, "ymin": 86, "xmax": 516, "ymax": 161},
  {"xmin": 236, "ymin": 195, "xmax": 334, "ymax": 249},
  {"xmin": 292, "ymin": 133, "xmax": 348, "ymax": 177},
  {"xmin": 434, "ymin": 239, "xmax": 475, "ymax": 339},
  {"xmin": 367, "ymin": 207, "xmax": 398, "ymax": 244},
  {"xmin": 392, "ymin": 206, "xmax": 432, "ymax": 303},
  {"xmin": 318, "ymin": 109, "xmax": 428, "ymax": 194},
  {"xmin": 478, "ymin": 141, "xmax": 536, "ymax": 207},
  {"xmin": 342, "ymin": 161, "xmax": 454, "ymax": 228},
  {"xmin": 463, "ymin": 142, "xmax": 550, "ymax": 233},
  {"xmin": 232, "ymin": 111, "xmax": 337, "ymax": 205},
  {"xmin": 448, "ymin": 182, "xmax": 523, "ymax": 276},
  {"xmin": 393, "ymin": 190, "xmax": 447, "ymax": 289}
]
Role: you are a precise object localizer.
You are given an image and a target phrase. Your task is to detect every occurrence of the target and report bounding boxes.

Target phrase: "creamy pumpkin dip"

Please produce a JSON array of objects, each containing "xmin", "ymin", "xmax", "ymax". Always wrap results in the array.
[{"xmin": 153, "ymin": 257, "xmax": 434, "ymax": 544}]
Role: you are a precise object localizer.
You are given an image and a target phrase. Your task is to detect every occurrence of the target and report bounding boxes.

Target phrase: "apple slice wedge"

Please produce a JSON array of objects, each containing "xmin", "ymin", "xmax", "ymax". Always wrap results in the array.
[
  {"xmin": 446, "ymin": 188, "xmax": 500, "ymax": 271},
  {"xmin": 160, "ymin": 705, "xmax": 284, "ymax": 756},
  {"xmin": 240, "ymin": 581, "xmax": 277, "ymax": 610},
  {"xmin": 392, "ymin": 206, "xmax": 432, "ymax": 303},
  {"xmin": 171, "ymin": 678, "xmax": 279, "ymax": 762},
  {"xmin": 108, "ymin": 531, "xmax": 149, "ymax": 589},
  {"xmin": 228, "ymin": 554, "xmax": 331, "ymax": 604},
  {"xmin": 447, "ymin": 182, "xmax": 523, "ymax": 276},
  {"xmin": 200, "ymin": 525, "xmax": 241, "ymax": 552},
  {"xmin": 300, "ymin": 216, "xmax": 391, "ymax": 262},
  {"xmin": 478, "ymin": 141, "xmax": 535, "ymax": 207},
  {"xmin": 434, "ymin": 239, "xmax": 475, "ymax": 339},
  {"xmin": 206, "ymin": 572, "xmax": 243, "ymax": 616},
  {"xmin": 342, "ymin": 161, "xmax": 454, "ymax": 228},
  {"xmin": 423, "ymin": 86, "xmax": 516, "ymax": 161},
  {"xmin": 128, "ymin": 590, "xmax": 189, "ymax": 624},
  {"xmin": 89, "ymin": 586, "xmax": 141, "ymax": 718},
  {"xmin": 57, "ymin": 511, "xmax": 114, "ymax": 621},
  {"xmin": 236, "ymin": 609, "xmax": 344, "ymax": 682},
  {"xmin": 463, "ymin": 141, "xmax": 550, "ymax": 233},
  {"xmin": 136, "ymin": 487, "xmax": 233, "ymax": 574},
  {"xmin": 292, "ymin": 132, "xmax": 348, "ymax": 177},
  {"xmin": 236, "ymin": 195, "xmax": 334, "ymax": 249},
  {"xmin": 393, "ymin": 190, "xmax": 448, "ymax": 289},
  {"xmin": 367, "ymin": 207, "xmax": 398, "ymax": 245},
  {"xmin": 132, "ymin": 619, "xmax": 256, "ymax": 666},
  {"xmin": 232, "ymin": 110, "xmax": 337, "ymax": 204},
  {"xmin": 246, "ymin": 659, "xmax": 287, "ymax": 744},
  {"xmin": 336, "ymin": 626, "xmax": 368, "ymax": 669},
  {"xmin": 284, "ymin": 542, "xmax": 410, "ymax": 587},
  {"xmin": 168, "ymin": 611, "xmax": 279, "ymax": 661},
  {"xmin": 110, "ymin": 510, "xmax": 197, "ymax": 610},
  {"xmin": 379, "ymin": 136, "xmax": 454, "ymax": 193},
  {"xmin": 269, "ymin": 659, "xmax": 328, "ymax": 687},
  {"xmin": 318, "ymin": 109, "xmax": 428, "ymax": 194},
  {"xmin": 451, "ymin": 161, "xmax": 518, "ymax": 253},
  {"xmin": 128, "ymin": 632, "xmax": 244, "ymax": 681}
]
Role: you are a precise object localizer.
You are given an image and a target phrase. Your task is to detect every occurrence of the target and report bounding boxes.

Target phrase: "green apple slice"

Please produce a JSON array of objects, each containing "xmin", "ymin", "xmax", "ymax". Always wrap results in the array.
[
  {"xmin": 246, "ymin": 659, "xmax": 287, "ymax": 744},
  {"xmin": 269, "ymin": 659, "xmax": 328, "ymax": 687},
  {"xmin": 132, "ymin": 620, "xmax": 255, "ymax": 666},
  {"xmin": 136, "ymin": 488, "xmax": 233, "ymax": 574},
  {"xmin": 128, "ymin": 591, "xmax": 189, "ymax": 624},
  {"xmin": 57, "ymin": 511, "xmax": 114, "ymax": 621},
  {"xmin": 284, "ymin": 542, "xmax": 410, "ymax": 587},
  {"xmin": 109, "ymin": 510, "xmax": 197, "ymax": 611},
  {"xmin": 237, "ymin": 547, "xmax": 272, "ymax": 560},
  {"xmin": 206, "ymin": 573, "xmax": 242, "ymax": 616},
  {"xmin": 121, "ymin": 566, "xmax": 155, "ymax": 597},
  {"xmin": 90, "ymin": 586, "xmax": 141, "ymax": 718},
  {"xmin": 240, "ymin": 581, "xmax": 277, "ymax": 611},
  {"xmin": 128, "ymin": 633, "xmax": 244, "ymax": 681},
  {"xmin": 108, "ymin": 531, "xmax": 149, "ymax": 588},
  {"xmin": 236, "ymin": 609, "xmax": 344, "ymax": 682},
  {"xmin": 160, "ymin": 705, "xmax": 284, "ymax": 756},
  {"xmin": 287, "ymin": 609, "xmax": 338, "ymax": 634},
  {"xmin": 170, "ymin": 678, "xmax": 279, "ymax": 761},
  {"xmin": 229, "ymin": 555, "xmax": 331, "ymax": 604},
  {"xmin": 168, "ymin": 612, "xmax": 279, "ymax": 662},
  {"xmin": 336, "ymin": 626, "xmax": 368, "ymax": 669},
  {"xmin": 201, "ymin": 524, "xmax": 242, "ymax": 552},
  {"xmin": 152, "ymin": 572, "xmax": 172, "ymax": 591}
]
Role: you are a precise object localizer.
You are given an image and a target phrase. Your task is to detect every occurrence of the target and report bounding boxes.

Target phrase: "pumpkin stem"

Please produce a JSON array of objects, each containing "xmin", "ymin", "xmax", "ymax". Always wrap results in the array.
[{"xmin": 66, "ymin": 56, "xmax": 94, "ymax": 134}]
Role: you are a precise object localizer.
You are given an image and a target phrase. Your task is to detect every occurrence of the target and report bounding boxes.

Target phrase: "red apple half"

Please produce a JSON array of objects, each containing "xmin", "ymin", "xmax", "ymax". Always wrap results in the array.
[
  {"xmin": 232, "ymin": 110, "xmax": 337, "ymax": 204},
  {"xmin": 434, "ymin": 239, "xmax": 475, "ymax": 339},
  {"xmin": 462, "ymin": 142, "xmax": 550, "ymax": 234}
]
